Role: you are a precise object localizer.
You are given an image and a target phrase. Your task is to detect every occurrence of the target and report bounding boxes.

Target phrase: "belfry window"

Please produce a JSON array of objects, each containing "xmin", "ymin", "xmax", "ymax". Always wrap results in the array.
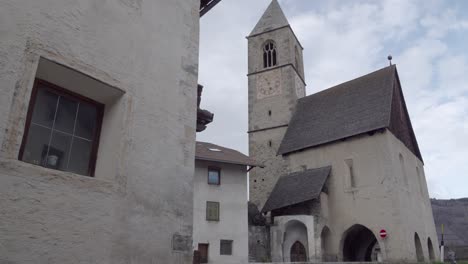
[{"xmin": 263, "ymin": 41, "xmax": 277, "ymax": 68}]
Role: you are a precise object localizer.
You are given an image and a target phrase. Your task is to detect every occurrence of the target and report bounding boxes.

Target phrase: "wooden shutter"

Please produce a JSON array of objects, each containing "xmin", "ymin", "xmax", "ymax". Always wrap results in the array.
[{"xmin": 206, "ymin": 201, "xmax": 219, "ymax": 221}]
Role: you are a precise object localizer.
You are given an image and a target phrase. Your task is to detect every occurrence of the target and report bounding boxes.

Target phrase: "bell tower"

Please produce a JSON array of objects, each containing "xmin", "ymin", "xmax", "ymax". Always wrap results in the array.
[{"xmin": 248, "ymin": 0, "xmax": 306, "ymax": 208}]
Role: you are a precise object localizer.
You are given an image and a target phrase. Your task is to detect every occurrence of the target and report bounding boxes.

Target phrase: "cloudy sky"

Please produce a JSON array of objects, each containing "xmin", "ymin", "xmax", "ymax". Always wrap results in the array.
[{"xmin": 197, "ymin": 0, "xmax": 468, "ymax": 199}]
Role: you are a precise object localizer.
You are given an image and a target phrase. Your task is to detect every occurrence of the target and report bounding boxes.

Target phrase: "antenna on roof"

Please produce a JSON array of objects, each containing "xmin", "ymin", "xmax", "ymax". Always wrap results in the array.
[{"xmin": 388, "ymin": 55, "xmax": 393, "ymax": 66}]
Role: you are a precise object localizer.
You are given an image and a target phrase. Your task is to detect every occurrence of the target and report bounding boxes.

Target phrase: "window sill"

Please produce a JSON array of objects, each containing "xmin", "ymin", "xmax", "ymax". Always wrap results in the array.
[{"xmin": 0, "ymin": 158, "xmax": 115, "ymax": 194}]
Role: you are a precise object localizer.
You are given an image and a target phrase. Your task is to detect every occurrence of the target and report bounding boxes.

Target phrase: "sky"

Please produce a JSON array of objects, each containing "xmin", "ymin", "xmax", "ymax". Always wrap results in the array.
[{"xmin": 197, "ymin": 0, "xmax": 468, "ymax": 199}]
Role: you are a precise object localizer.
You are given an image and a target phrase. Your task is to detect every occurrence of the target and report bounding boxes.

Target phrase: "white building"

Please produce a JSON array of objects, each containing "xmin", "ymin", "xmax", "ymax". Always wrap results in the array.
[
  {"xmin": 0, "ymin": 0, "xmax": 221, "ymax": 263},
  {"xmin": 193, "ymin": 141, "xmax": 258, "ymax": 264}
]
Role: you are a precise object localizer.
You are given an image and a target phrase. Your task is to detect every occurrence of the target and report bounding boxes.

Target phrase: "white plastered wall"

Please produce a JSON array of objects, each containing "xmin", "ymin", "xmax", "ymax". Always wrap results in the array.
[
  {"xmin": 193, "ymin": 160, "xmax": 249, "ymax": 264},
  {"xmin": 287, "ymin": 129, "xmax": 440, "ymax": 262}
]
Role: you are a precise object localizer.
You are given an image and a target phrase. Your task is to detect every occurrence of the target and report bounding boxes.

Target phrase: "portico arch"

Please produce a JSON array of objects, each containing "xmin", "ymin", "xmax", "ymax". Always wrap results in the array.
[
  {"xmin": 321, "ymin": 226, "xmax": 332, "ymax": 261},
  {"xmin": 283, "ymin": 220, "xmax": 308, "ymax": 262},
  {"xmin": 341, "ymin": 224, "xmax": 380, "ymax": 262},
  {"xmin": 415, "ymin": 233, "xmax": 424, "ymax": 262},
  {"xmin": 428, "ymin": 237, "xmax": 435, "ymax": 261}
]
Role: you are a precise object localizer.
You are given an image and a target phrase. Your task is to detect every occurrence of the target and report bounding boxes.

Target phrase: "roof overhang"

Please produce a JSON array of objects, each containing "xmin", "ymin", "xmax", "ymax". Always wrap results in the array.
[
  {"xmin": 200, "ymin": 0, "xmax": 222, "ymax": 17},
  {"xmin": 195, "ymin": 156, "xmax": 263, "ymax": 168}
]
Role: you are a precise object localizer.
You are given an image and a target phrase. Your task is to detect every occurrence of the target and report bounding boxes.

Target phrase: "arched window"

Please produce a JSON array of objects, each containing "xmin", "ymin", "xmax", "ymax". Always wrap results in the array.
[
  {"xmin": 263, "ymin": 41, "xmax": 277, "ymax": 68},
  {"xmin": 416, "ymin": 167, "xmax": 424, "ymax": 196},
  {"xmin": 345, "ymin": 159, "xmax": 356, "ymax": 188},
  {"xmin": 399, "ymin": 154, "xmax": 408, "ymax": 186}
]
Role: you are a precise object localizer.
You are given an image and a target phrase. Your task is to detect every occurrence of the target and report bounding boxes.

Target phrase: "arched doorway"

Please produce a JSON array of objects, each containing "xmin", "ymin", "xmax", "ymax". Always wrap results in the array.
[
  {"xmin": 342, "ymin": 224, "xmax": 380, "ymax": 262},
  {"xmin": 321, "ymin": 226, "xmax": 333, "ymax": 261},
  {"xmin": 428, "ymin": 238, "xmax": 435, "ymax": 261},
  {"xmin": 283, "ymin": 220, "xmax": 308, "ymax": 262},
  {"xmin": 414, "ymin": 233, "xmax": 424, "ymax": 262},
  {"xmin": 290, "ymin": 241, "xmax": 307, "ymax": 262}
]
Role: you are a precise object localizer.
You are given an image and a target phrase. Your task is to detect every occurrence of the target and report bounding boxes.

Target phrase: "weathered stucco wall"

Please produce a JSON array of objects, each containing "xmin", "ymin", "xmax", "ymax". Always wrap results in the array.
[
  {"xmin": 288, "ymin": 130, "xmax": 440, "ymax": 262},
  {"xmin": 249, "ymin": 225, "xmax": 270, "ymax": 262},
  {"xmin": 193, "ymin": 160, "xmax": 249, "ymax": 264},
  {"xmin": 0, "ymin": 0, "xmax": 200, "ymax": 263}
]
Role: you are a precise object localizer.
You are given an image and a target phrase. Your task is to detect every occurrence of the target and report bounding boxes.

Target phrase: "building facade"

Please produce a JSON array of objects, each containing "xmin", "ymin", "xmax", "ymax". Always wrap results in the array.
[
  {"xmin": 193, "ymin": 142, "xmax": 257, "ymax": 264},
  {"xmin": 0, "ymin": 0, "xmax": 220, "ymax": 263},
  {"xmin": 248, "ymin": 1, "xmax": 440, "ymax": 263}
]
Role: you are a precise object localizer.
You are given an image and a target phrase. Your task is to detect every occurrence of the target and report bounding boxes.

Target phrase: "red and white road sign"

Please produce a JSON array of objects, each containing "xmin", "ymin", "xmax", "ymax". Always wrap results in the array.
[{"xmin": 380, "ymin": 229, "xmax": 387, "ymax": 239}]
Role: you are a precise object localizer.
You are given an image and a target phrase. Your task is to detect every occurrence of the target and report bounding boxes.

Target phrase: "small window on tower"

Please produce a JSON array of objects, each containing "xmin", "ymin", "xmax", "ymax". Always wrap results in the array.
[{"xmin": 263, "ymin": 41, "xmax": 277, "ymax": 68}]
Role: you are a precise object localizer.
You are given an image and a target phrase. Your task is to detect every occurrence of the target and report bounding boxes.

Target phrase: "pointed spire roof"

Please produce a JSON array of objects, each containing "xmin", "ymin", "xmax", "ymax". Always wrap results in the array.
[{"xmin": 249, "ymin": 0, "xmax": 290, "ymax": 36}]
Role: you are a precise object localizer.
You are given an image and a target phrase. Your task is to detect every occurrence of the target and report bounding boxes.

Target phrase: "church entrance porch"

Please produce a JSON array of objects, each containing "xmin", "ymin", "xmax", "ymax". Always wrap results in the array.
[
  {"xmin": 269, "ymin": 215, "xmax": 315, "ymax": 262},
  {"xmin": 341, "ymin": 224, "xmax": 381, "ymax": 262}
]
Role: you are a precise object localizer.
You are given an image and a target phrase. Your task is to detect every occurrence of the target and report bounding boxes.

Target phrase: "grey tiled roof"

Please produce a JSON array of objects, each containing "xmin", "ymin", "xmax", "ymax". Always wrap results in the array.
[
  {"xmin": 195, "ymin": 141, "xmax": 260, "ymax": 167},
  {"xmin": 278, "ymin": 65, "xmax": 397, "ymax": 155},
  {"xmin": 261, "ymin": 166, "xmax": 331, "ymax": 213}
]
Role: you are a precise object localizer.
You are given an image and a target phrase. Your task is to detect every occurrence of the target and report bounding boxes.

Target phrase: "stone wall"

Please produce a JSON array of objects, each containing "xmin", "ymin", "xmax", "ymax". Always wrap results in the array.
[{"xmin": 249, "ymin": 226, "xmax": 271, "ymax": 262}]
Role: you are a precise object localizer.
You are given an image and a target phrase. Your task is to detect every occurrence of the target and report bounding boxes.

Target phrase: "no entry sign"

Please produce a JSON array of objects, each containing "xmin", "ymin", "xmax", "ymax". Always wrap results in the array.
[{"xmin": 380, "ymin": 229, "xmax": 387, "ymax": 239}]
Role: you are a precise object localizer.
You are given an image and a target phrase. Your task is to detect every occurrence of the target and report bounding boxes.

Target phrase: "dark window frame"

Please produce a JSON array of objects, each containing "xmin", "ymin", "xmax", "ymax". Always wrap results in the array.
[
  {"xmin": 206, "ymin": 201, "xmax": 220, "ymax": 221},
  {"xmin": 220, "ymin": 239, "xmax": 233, "ymax": 255},
  {"xmin": 18, "ymin": 78, "xmax": 104, "ymax": 177},
  {"xmin": 207, "ymin": 166, "xmax": 221, "ymax": 185}
]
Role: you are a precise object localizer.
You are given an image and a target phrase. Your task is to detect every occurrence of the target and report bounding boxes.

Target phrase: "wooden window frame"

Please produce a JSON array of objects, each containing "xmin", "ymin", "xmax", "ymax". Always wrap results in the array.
[
  {"xmin": 220, "ymin": 239, "xmax": 233, "ymax": 255},
  {"xmin": 206, "ymin": 201, "xmax": 220, "ymax": 221},
  {"xmin": 207, "ymin": 166, "xmax": 221, "ymax": 185},
  {"xmin": 18, "ymin": 79, "xmax": 104, "ymax": 177}
]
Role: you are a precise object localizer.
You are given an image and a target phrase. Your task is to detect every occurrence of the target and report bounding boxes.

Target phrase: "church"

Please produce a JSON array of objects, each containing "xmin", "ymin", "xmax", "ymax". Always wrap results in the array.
[{"xmin": 247, "ymin": 1, "xmax": 440, "ymax": 262}]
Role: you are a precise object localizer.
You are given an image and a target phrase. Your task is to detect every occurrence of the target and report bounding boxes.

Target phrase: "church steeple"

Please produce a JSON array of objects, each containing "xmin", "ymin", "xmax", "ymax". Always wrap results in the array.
[
  {"xmin": 247, "ymin": 0, "xmax": 306, "ymax": 208},
  {"xmin": 249, "ymin": 0, "xmax": 290, "ymax": 36}
]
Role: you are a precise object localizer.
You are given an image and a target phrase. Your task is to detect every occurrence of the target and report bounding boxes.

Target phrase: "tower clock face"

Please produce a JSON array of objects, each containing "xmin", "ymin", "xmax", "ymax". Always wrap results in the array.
[{"xmin": 256, "ymin": 69, "xmax": 282, "ymax": 99}]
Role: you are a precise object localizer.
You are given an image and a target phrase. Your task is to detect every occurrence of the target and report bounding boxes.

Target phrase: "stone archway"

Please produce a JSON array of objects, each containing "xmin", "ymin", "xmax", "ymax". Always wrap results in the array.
[
  {"xmin": 321, "ymin": 226, "xmax": 333, "ymax": 261},
  {"xmin": 341, "ymin": 224, "xmax": 380, "ymax": 262},
  {"xmin": 415, "ymin": 233, "xmax": 424, "ymax": 262},
  {"xmin": 290, "ymin": 241, "xmax": 307, "ymax": 262},
  {"xmin": 283, "ymin": 220, "xmax": 308, "ymax": 262},
  {"xmin": 428, "ymin": 238, "xmax": 435, "ymax": 261}
]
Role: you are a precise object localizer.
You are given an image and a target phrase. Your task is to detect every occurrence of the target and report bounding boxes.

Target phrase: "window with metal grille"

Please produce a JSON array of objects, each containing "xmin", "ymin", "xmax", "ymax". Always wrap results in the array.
[
  {"xmin": 263, "ymin": 41, "xmax": 277, "ymax": 68},
  {"xmin": 220, "ymin": 240, "xmax": 233, "ymax": 255},
  {"xmin": 19, "ymin": 79, "xmax": 104, "ymax": 176},
  {"xmin": 206, "ymin": 201, "xmax": 220, "ymax": 221}
]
